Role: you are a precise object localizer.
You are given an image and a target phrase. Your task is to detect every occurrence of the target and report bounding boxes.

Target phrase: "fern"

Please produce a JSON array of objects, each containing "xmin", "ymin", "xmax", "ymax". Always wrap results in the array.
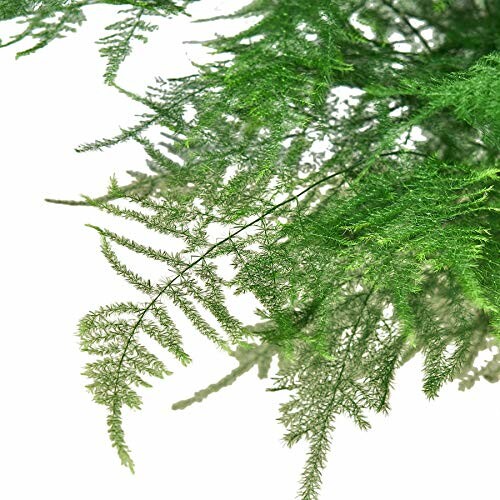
[
  {"xmin": 0, "ymin": 1, "xmax": 87, "ymax": 57},
  {"xmin": 0, "ymin": 1, "xmax": 187, "ymax": 63},
  {"xmin": 2, "ymin": 0, "xmax": 499, "ymax": 498},
  {"xmin": 98, "ymin": 3, "xmax": 185, "ymax": 85}
]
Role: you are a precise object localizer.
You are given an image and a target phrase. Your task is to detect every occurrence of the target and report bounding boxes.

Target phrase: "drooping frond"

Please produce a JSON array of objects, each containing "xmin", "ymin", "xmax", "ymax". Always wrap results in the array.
[
  {"xmin": 0, "ymin": 0, "xmax": 189, "ymax": 64},
  {"xmin": 2, "ymin": 1, "xmax": 87, "ymax": 58},
  {"xmin": 98, "ymin": 4, "xmax": 184, "ymax": 85},
  {"xmin": 172, "ymin": 340, "xmax": 277, "ymax": 410}
]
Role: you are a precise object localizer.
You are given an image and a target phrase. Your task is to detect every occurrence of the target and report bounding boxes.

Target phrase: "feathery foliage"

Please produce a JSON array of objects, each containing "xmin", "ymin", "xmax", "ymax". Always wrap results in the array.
[
  {"xmin": 2, "ymin": 0, "xmax": 499, "ymax": 497},
  {"xmin": 0, "ymin": 1, "xmax": 185, "ymax": 79}
]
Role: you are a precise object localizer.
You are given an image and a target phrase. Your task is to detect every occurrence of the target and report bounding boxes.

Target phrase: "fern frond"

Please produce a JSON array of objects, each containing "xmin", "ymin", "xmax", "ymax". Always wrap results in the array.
[
  {"xmin": 5, "ymin": 3, "xmax": 86, "ymax": 58},
  {"xmin": 80, "ymin": 299, "xmax": 176, "ymax": 470},
  {"xmin": 0, "ymin": 0, "xmax": 188, "ymax": 63},
  {"xmin": 98, "ymin": 8, "xmax": 156, "ymax": 85},
  {"xmin": 172, "ymin": 342, "xmax": 277, "ymax": 410}
]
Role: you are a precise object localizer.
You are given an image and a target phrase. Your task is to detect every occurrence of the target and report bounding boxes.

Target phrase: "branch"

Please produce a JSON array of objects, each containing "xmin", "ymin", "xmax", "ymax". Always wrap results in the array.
[
  {"xmin": 45, "ymin": 174, "xmax": 159, "ymax": 205},
  {"xmin": 172, "ymin": 342, "xmax": 277, "ymax": 410},
  {"xmin": 381, "ymin": 0, "xmax": 432, "ymax": 53}
]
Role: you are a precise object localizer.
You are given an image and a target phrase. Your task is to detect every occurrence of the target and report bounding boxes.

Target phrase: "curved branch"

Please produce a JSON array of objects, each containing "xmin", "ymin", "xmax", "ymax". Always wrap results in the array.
[{"xmin": 109, "ymin": 149, "xmax": 427, "ymax": 406}]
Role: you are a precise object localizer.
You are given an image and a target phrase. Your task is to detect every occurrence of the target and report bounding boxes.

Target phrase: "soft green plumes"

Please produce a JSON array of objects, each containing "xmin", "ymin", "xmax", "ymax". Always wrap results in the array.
[
  {"xmin": 240, "ymin": 156, "xmax": 497, "ymax": 494},
  {"xmin": 1, "ymin": 1, "xmax": 87, "ymax": 58},
  {"xmin": 0, "ymin": 0, "xmax": 36, "ymax": 21},
  {"xmin": 97, "ymin": 2, "xmax": 186, "ymax": 84},
  {"xmin": 374, "ymin": 52, "xmax": 500, "ymax": 148},
  {"xmin": 426, "ymin": 53, "xmax": 500, "ymax": 148},
  {"xmin": 2, "ymin": 0, "xmax": 499, "ymax": 498},
  {"xmin": 0, "ymin": 0, "xmax": 189, "ymax": 71},
  {"xmin": 98, "ymin": 8, "xmax": 158, "ymax": 85},
  {"xmin": 258, "ymin": 157, "xmax": 497, "ymax": 338},
  {"xmin": 79, "ymin": 300, "xmax": 176, "ymax": 471}
]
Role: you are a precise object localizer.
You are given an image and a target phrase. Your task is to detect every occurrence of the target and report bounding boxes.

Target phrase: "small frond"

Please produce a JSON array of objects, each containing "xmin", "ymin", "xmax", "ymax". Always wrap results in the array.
[
  {"xmin": 98, "ymin": 8, "xmax": 157, "ymax": 85},
  {"xmin": 172, "ymin": 342, "xmax": 276, "ymax": 410},
  {"xmin": 12, "ymin": 4, "xmax": 86, "ymax": 58}
]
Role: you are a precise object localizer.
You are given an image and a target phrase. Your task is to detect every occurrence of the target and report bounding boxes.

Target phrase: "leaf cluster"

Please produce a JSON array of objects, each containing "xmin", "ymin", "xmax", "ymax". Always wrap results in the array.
[{"xmin": 2, "ymin": 1, "xmax": 499, "ymax": 498}]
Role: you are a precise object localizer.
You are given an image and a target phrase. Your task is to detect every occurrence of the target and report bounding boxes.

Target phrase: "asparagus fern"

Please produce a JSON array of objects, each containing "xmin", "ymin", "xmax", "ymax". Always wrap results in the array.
[{"xmin": 1, "ymin": 0, "xmax": 498, "ymax": 498}]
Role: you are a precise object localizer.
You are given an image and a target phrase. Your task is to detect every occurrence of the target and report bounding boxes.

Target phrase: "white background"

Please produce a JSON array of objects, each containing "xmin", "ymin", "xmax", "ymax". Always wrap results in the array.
[{"xmin": 0, "ymin": 2, "xmax": 499, "ymax": 499}]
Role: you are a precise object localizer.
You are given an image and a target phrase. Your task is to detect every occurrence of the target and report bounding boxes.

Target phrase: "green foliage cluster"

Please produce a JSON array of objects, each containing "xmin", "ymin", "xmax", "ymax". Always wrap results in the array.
[
  {"xmin": 2, "ymin": 1, "xmax": 499, "ymax": 498},
  {"xmin": 0, "ymin": 0, "xmax": 185, "ymax": 79}
]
